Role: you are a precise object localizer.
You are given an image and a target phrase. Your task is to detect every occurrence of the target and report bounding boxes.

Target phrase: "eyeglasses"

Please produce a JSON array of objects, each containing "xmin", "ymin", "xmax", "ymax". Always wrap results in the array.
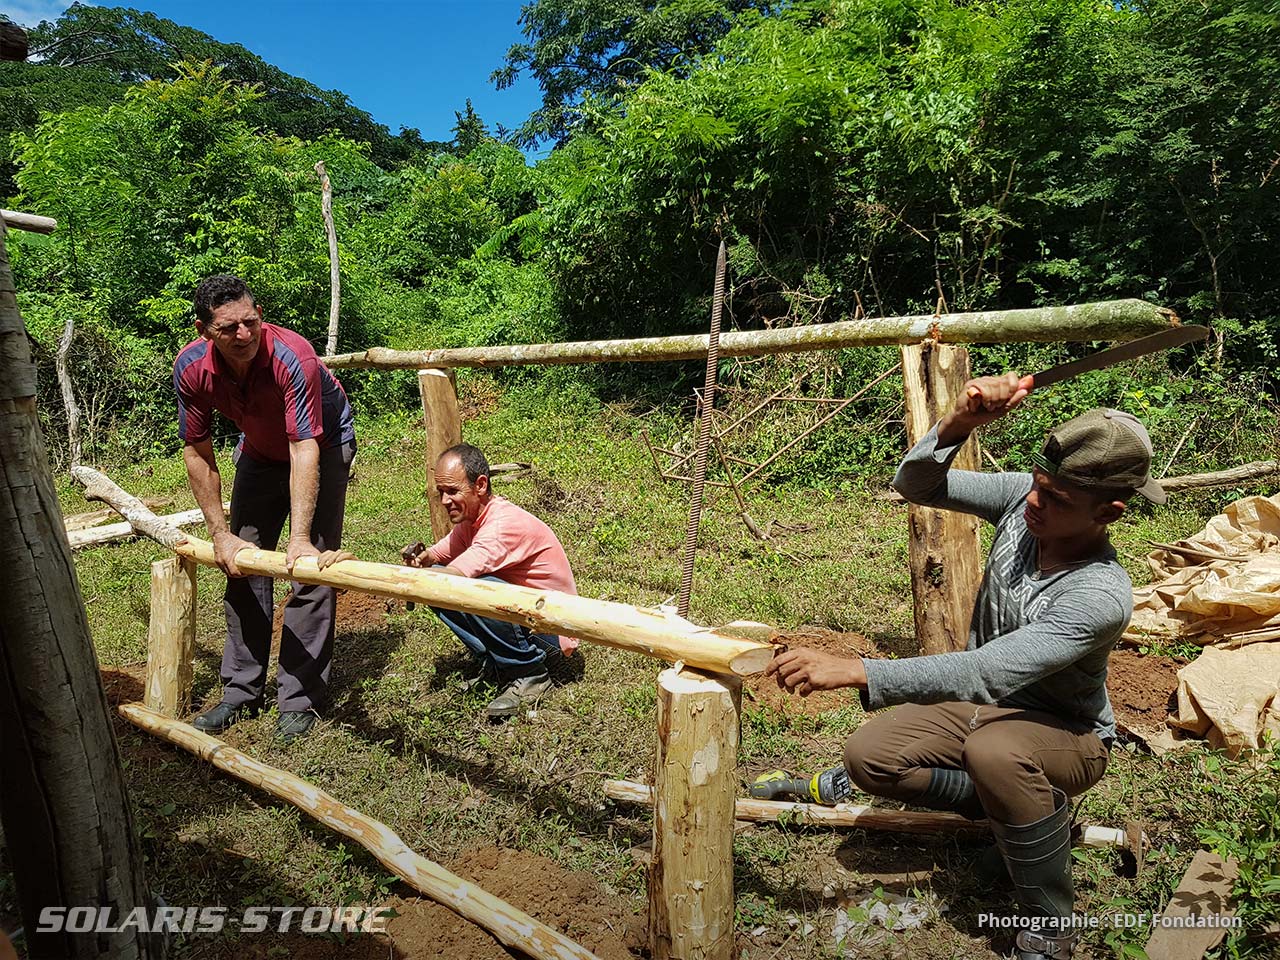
[{"xmin": 210, "ymin": 316, "xmax": 261, "ymax": 337}]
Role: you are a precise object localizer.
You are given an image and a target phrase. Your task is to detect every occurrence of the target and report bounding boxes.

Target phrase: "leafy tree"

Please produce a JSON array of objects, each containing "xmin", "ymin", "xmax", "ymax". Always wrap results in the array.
[
  {"xmin": 452, "ymin": 99, "xmax": 491, "ymax": 155},
  {"xmin": 492, "ymin": 0, "xmax": 776, "ymax": 144}
]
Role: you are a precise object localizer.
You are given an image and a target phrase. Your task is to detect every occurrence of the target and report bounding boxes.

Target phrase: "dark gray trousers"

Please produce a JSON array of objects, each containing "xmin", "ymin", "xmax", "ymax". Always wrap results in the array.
[{"xmin": 221, "ymin": 441, "xmax": 355, "ymax": 712}]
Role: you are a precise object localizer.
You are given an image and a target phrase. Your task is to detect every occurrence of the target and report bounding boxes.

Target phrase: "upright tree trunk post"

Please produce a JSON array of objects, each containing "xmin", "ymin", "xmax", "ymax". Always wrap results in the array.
[
  {"xmin": 143, "ymin": 556, "xmax": 197, "ymax": 718},
  {"xmin": 418, "ymin": 368, "xmax": 462, "ymax": 540},
  {"xmin": 315, "ymin": 161, "xmax": 341, "ymax": 356},
  {"xmin": 0, "ymin": 221, "xmax": 161, "ymax": 957},
  {"xmin": 900, "ymin": 341, "xmax": 983, "ymax": 655},
  {"xmin": 649, "ymin": 667, "xmax": 740, "ymax": 960}
]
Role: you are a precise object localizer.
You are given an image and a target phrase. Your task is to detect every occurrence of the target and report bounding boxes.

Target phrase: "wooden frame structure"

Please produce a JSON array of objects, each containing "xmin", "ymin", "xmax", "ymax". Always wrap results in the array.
[{"xmin": 68, "ymin": 296, "xmax": 1184, "ymax": 960}]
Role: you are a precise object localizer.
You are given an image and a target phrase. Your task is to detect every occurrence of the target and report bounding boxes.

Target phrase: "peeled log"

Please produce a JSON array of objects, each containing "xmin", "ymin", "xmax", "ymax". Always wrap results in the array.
[
  {"xmin": 69, "ymin": 503, "xmax": 227, "ymax": 550},
  {"xmin": 649, "ymin": 669, "xmax": 739, "ymax": 960},
  {"xmin": 71, "ymin": 466, "xmax": 775, "ymax": 676},
  {"xmin": 144, "ymin": 557, "xmax": 196, "ymax": 718},
  {"xmin": 901, "ymin": 342, "xmax": 982, "ymax": 654},
  {"xmin": 118, "ymin": 703, "xmax": 601, "ymax": 960},
  {"xmin": 322, "ymin": 300, "xmax": 1176, "ymax": 370}
]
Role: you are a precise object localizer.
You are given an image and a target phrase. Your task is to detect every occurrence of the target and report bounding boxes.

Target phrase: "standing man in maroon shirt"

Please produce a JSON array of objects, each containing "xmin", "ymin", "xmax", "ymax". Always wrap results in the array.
[{"xmin": 174, "ymin": 275, "xmax": 357, "ymax": 741}]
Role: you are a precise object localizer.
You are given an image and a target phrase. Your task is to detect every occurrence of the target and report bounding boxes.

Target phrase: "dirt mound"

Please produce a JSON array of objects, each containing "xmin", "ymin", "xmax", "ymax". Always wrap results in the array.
[
  {"xmin": 1106, "ymin": 647, "xmax": 1183, "ymax": 739},
  {"xmin": 382, "ymin": 847, "xmax": 644, "ymax": 959},
  {"xmin": 271, "ymin": 587, "xmax": 398, "ymax": 646},
  {"xmin": 744, "ymin": 629, "xmax": 876, "ymax": 717}
]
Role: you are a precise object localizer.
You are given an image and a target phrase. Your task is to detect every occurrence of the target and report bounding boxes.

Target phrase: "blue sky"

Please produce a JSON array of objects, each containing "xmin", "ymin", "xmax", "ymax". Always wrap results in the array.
[{"xmin": 1, "ymin": 0, "xmax": 546, "ymax": 149}]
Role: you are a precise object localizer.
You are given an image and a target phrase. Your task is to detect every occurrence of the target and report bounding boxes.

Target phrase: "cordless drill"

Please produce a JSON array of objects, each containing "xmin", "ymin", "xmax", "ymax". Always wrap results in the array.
[{"xmin": 749, "ymin": 765, "xmax": 852, "ymax": 805}]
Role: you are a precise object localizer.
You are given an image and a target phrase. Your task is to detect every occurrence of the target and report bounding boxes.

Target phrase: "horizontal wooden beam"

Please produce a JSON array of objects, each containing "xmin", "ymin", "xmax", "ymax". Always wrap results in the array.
[
  {"xmin": 322, "ymin": 300, "xmax": 1177, "ymax": 370},
  {"xmin": 1, "ymin": 209, "xmax": 57, "ymax": 234},
  {"xmin": 72, "ymin": 466, "xmax": 775, "ymax": 676},
  {"xmin": 120, "ymin": 703, "xmax": 601, "ymax": 960}
]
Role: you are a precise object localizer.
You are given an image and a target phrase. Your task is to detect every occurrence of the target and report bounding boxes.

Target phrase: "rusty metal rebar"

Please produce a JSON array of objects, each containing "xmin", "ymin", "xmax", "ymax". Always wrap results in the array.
[{"xmin": 677, "ymin": 241, "xmax": 727, "ymax": 619}]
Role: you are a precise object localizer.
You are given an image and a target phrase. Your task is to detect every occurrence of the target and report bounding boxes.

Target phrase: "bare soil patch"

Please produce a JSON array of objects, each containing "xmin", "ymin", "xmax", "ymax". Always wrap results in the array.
[
  {"xmin": 379, "ymin": 847, "xmax": 644, "ymax": 959},
  {"xmin": 744, "ymin": 629, "xmax": 877, "ymax": 717},
  {"xmin": 1106, "ymin": 647, "xmax": 1183, "ymax": 739}
]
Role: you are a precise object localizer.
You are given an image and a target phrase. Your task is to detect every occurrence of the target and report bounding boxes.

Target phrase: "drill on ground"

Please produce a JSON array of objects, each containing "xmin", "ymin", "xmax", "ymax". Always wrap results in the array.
[{"xmin": 749, "ymin": 766, "xmax": 852, "ymax": 805}]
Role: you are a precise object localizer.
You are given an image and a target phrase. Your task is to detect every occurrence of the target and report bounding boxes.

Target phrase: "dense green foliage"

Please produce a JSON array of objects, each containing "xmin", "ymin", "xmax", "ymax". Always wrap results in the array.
[{"xmin": 4, "ymin": 0, "xmax": 1278, "ymax": 475}]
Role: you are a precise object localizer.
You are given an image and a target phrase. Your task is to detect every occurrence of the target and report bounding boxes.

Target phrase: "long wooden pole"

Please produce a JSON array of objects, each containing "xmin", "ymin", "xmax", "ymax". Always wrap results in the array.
[
  {"xmin": 69, "ymin": 503, "xmax": 227, "ymax": 550},
  {"xmin": 0, "ymin": 209, "xmax": 57, "ymax": 234},
  {"xmin": 649, "ymin": 668, "xmax": 739, "ymax": 960},
  {"xmin": 418, "ymin": 368, "xmax": 462, "ymax": 541},
  {"xmin": 118, "ymin": 703, "xmax": 601, "ymax": 960},
  {"xmin": 71, "ymin": 466, "xmax": 775, "ymax": 676},
  {"xmin": 0, "ymin": 220, "xmax": 161, "ymax": 958},
  {"xmin": 901, "ymin": 342, "xmax": 982, "ymax": 654},
  {"xmin": 315, "ymin": 161, "xmax": 341, "ymax": 356},
  {"xmin": 322, "ymin": 300, "xmax": 1177, "ymax": 370}
]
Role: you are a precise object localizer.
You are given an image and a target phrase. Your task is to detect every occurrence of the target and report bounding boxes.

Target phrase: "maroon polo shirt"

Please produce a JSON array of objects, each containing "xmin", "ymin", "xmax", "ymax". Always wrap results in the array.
[{"xmin": 173, "ymin": 322, "xmax": 355, "ymax": 463}]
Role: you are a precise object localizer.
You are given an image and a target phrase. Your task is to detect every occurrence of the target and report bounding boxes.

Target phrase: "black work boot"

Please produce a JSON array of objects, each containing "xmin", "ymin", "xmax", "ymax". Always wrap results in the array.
[
  {"xmin": 989, "ymin": 789, "xmax": 1079, "ymax": 959},
  {"xmin": 193, "ymin": 700, "xmax": 262, "ymax": 734}
]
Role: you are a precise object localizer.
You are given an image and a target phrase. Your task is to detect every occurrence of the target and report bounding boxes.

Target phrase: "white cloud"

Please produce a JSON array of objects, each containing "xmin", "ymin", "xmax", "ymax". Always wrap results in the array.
[{"xmin": 0, "ymin": 0, "xmax": 89, "ymax": 30}]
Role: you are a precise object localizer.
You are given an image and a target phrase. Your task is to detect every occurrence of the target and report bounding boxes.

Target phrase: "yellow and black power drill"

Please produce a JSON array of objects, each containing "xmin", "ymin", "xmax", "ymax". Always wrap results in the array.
[{"xmin": 749, "ymin": 766, "xmax": 852, "ymax": 805}]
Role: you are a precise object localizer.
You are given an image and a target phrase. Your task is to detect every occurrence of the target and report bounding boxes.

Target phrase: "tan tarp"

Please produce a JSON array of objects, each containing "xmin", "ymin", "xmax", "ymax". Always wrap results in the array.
[
  {"xmin": 1127, "ymin": 493, "xmax": 1280, "ymax": 756},
  {"xmin": 1128, "ymin": 493, "xmax": 1280, "ymax": 647},
  {"xmin": 1167, "ymin": 643, "xmax": 1280, "ymax": 757}
]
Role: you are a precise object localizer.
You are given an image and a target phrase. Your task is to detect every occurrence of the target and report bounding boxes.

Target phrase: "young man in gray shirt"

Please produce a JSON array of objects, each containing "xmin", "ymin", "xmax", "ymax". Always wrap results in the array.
[{"xmin": 767, "ymin": 372, "xmax": 1165, "ymax": 960}]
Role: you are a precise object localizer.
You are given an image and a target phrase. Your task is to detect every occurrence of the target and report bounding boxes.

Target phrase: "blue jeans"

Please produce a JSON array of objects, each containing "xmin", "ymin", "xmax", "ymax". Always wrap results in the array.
[{"xmin": 431, "ymin": 575, "xmax": 560, "ymax": 680}]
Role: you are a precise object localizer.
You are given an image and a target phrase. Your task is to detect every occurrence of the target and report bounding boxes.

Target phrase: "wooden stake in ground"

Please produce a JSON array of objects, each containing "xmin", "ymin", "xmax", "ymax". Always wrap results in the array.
[
  {"xmin": 900, "ymin": 341, "xmax": 983, "ymax": 654},
  {"xmin": 54, "ymin": 306, "xmax": 82, "ymax": 467},
  {"xmin": 0, "ymin": 220, "xmax": 161, "ymax": 958},
  {"xmin": 316, "ymin": 161, "xmax": 341, "ymax": 355},
  {"xmin": 650, "ymin": 667, "xmax": 740, "ymax": 960},
  {"xmin": 118, "ymin": 703, "xmax": 601, "ymax": 960},
  {"xmin": 417, "ymin": 368, "xmax": 462, "ymax": 540},
  {"xmin": 144, "ymin": 556, "xmax": 197, "ymax": 718}
]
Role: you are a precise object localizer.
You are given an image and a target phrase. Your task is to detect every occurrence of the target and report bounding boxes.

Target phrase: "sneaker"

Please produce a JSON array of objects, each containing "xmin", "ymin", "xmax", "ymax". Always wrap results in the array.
[
  {"xmin": 276, "ymin": 711, "xmax": 318, "ymax": 743},
  {"xmin": 192, "ymin": 701, "xmax": 261, "ymax": 734},
  {"xmin": 485, "ymin": 672, "xmax": 553, "ymax": 718}
]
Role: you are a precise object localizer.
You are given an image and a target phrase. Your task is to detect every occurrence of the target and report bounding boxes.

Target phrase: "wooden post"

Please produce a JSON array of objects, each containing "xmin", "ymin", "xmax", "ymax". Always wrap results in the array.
[
  {"xmin": 900, "ymin": 341, "xmax": 983, "ymax": 654},
  {"xmin": 418, "ymin": 368, "xmax": 462, "ymax": 540},
  {"xmin": 144, "ymin": 556, "xmax": 197, "ymax": 717},
  {"xmin": 649, "ymin": 667, "xmax": 740, "ymax": 960},
  {"xmin": 0, "ymin": 220, "xmax": 161, "ymax": 958}
]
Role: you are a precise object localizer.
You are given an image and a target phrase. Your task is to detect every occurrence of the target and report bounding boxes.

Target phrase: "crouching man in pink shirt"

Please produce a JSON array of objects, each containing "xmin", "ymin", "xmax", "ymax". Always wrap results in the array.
[{"xmin": 403, "ymin": 443, "xmax": 579, "ymax": 718}]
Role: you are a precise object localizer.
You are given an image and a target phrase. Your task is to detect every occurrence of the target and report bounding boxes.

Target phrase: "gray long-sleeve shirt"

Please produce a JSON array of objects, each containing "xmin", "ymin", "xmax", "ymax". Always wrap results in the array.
[{"xmin": 865, "ymin": 424, "xmax": 1131, "ymax": 740}]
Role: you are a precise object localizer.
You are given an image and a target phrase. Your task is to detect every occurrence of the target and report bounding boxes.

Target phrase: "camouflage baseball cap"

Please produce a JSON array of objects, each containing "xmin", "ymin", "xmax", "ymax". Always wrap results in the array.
[{"xmin": 1031, "ymin": 408, "xmax": 1166, "ymax": 504}]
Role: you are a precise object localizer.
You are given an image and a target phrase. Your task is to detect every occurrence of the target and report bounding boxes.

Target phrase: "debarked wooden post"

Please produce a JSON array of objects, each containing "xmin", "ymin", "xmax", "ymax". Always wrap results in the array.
[
  {"xmin": 418, "ymin": 367, "xmax": 462, "ymax": 541},
  {"xmin": 650, "ymin": 666, "xmax": 741, "ymax": 960},
  {"xmin": 144, "ymin": 555, "xmax": 197, "ymax": 717}
]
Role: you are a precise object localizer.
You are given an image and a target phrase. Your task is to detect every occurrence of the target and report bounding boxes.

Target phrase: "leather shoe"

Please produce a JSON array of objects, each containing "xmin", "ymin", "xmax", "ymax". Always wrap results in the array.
[
  {"xmin": 485, "ymin": 672, "xmax": 552, "ymax": 718},
  {"xmin": 276, "ymin": 711, "xmax": 317, "ymax": 742},
  {"xmin": 193, "ymin": 701, "xmax": 260, "ymax": 734}
]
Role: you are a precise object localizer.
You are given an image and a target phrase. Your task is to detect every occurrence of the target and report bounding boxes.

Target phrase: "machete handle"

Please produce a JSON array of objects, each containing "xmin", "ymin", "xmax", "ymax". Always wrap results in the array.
[{"xmin": 965, "ymin": 375, "xmax": 1036, "ymax": 414}]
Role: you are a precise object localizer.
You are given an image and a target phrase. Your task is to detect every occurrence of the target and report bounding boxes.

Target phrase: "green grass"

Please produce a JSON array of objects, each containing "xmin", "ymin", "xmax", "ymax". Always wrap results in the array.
[{"xmin": 7, "ymin": 385, "xmax": 1279, "ymax": 959}]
